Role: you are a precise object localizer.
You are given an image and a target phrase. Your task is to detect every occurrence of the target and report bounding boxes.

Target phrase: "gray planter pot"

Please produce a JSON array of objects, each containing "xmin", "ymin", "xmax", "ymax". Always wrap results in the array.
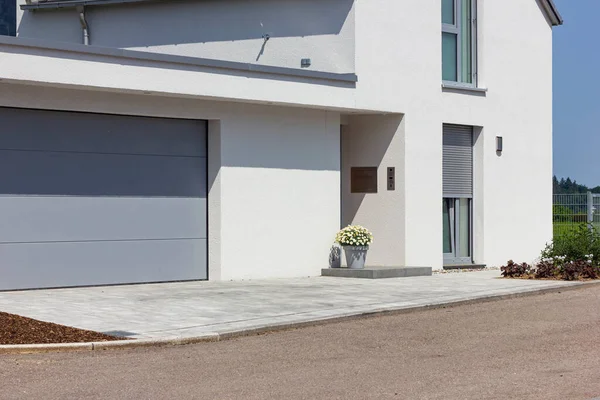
[
  {"xmin": 329, "ymin": 244, "xmax": 342, "ymax": 268},
  {"xmin": 343, "ymin": 246, "xmax": 369, "ymax": 269}
]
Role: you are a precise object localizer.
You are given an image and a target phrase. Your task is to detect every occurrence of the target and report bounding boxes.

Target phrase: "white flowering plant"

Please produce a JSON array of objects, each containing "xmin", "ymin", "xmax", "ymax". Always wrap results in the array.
[{"xmin": 335, "ymin": 225, "xmax": 373, "ymax": 247}]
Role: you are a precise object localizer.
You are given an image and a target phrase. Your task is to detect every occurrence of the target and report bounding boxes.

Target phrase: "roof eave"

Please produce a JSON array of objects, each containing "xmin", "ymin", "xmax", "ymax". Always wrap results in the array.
[{"xmin": 541, "ymin": 0, "xmax": 564, "ymax": 26}]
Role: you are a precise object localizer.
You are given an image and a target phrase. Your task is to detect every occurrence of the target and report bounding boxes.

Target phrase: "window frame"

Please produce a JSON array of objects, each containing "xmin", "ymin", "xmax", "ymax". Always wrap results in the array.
[
  {"xmin": 443, "ymin": 197, "xmax": 473, "ymax": 265},
  {"xmin": 442, "ymin": 0, "xmax": 477, "ymax": 87}
]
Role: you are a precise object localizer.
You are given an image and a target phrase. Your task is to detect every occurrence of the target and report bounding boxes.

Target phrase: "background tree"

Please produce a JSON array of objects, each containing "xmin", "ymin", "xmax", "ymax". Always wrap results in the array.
[{"xmin": 553, "ymin": 175, "xmax": 600, "ymax": 194}]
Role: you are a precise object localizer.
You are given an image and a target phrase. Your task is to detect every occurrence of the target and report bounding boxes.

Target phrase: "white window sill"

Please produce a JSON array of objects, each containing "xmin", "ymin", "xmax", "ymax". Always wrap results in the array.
[{"xmin": 441, "ymin": 82, "xmax": 488, "ymax": 94}]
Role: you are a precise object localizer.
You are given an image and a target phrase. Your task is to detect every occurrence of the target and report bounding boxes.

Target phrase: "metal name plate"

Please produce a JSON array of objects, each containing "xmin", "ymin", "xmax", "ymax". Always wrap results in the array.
[{"xmin": 351, "ymin": 167, "xmax": 378, "ymax": 193}]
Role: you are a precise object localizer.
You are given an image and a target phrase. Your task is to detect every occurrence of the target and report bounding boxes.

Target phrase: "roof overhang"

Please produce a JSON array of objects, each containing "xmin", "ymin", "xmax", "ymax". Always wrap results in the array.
[
  {"xmin": 540, "ymin": 0, "xmax": 564, "ymax": 26},
  {"xmin": 21, "ymin": 0, "xmax": 166, "ymax": 10}
]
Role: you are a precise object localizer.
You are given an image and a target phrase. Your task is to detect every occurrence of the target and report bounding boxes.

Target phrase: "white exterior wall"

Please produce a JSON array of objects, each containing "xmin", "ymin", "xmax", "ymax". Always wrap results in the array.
[
  {"xmin": 0, "ymin": 39, "xmax": 358, "ymax": 111},
  {"xmin": 217, "ymin": 108, "xmax": 340, "ymax": 279},
  {"xmin": 0, "ymin": 83, "xmax": 341, "ymax": 280},
  {"xmin": 345, "ymin": 0, "xmax": 554, "ymax": 268},
  {"xmin": 0, "ymin": 0, "xmax": 556, "ymax": 279},
  {"xmin": 347, "ymin": 0, "xmax": 444, "ymax": 268},
  {"xmin": 341, "ymin": 115, "xmax": 405, "ymax": 267},
  {"xmin": 472, "ymin": 0, "xmax": 554, "ymax": 267},
  {"xmin": 16, "ymin": 0, "xmax": 355, "ymax": 74}
]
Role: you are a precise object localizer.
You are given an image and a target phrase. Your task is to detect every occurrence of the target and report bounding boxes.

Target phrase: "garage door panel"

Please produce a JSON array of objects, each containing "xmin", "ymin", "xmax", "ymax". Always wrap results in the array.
[
  {"xmin": 0, "ymin": 239, "xmax": 208, "ymax": 291},
  {"xmin": 0, "ymin": 196, "xmax": 206, "ymax": 243},
  {"xmin": 0, "ymin": 108, "xmax": 207, "ymax": 157},
  {"xmin": 0, "ymin": 107, "xmax": 208, "ymax": 289},
  {"xmin": 0, "ymin": 150, "xmax": 206, "ymax": 197}
]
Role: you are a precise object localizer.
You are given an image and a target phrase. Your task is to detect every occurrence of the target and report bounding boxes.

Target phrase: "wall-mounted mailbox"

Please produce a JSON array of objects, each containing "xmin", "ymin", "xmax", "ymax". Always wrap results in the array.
[
  {"xmin": 351, "ymin": 167, "xmax": 378, "ymax": 193},
  {"xmin": 387, "ymin": 167, "xmax": 395, "ymax": 191}
]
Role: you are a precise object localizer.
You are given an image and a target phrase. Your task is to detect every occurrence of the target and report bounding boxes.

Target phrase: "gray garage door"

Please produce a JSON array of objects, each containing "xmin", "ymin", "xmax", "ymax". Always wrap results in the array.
[{"xmin": 0, "ymin": 107, "xmax": 207, "ymax": 290}]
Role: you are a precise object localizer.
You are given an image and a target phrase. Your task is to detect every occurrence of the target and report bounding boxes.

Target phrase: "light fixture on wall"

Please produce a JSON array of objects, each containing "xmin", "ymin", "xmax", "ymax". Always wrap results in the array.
[{"xmin": 496, "ymin": 136, "xmax": 503, "ymax": 153}]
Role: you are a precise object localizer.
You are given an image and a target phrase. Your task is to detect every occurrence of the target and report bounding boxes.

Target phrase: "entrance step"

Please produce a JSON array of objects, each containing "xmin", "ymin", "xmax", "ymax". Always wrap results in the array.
[
  {"xmin": 321, "ymin": 266, "xmax": 432, "ymax": 279},
  {"xmin": 443, "ymin": 264, "xmax": 486, "ymax": 270}
]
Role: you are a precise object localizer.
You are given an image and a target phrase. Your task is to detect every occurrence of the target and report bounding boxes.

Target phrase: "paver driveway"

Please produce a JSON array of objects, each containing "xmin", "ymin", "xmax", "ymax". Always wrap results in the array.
[
  {"xmin": 3, "ymin": 286, "xmax": 600, "ymax": 400},
  {"xmin": 0, "ymin": 271, "xmax": 582, "ymax": 340}
]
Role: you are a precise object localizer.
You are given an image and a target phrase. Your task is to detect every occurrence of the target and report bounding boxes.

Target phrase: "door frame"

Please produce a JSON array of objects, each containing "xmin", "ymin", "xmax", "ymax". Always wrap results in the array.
[{"xmin": 443, "ymin": 197, "xmax": 473, "ymax": 265}]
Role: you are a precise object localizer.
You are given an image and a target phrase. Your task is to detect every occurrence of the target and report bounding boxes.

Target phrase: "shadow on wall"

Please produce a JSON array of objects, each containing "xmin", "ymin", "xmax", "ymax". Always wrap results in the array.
[
  {"xmin": 17, "ymin": 8, "xmax": 81, "ymax": 43},
  {"xmin": 341, "ymin": 115, "xmax": 403, "ymax": 226},
  {"xmin": 18, "ymin": 0, "xmax": 353, "ymax": 48},
  {"xmin": 219, "ymin": 109, "xmax": 341, "ymax": 171}
]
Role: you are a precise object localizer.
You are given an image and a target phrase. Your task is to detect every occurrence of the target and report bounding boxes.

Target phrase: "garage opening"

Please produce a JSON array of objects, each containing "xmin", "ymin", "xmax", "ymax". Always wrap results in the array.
[{"xmin": 0, "ymin": 107, "xmax": 208, "ymax": 290}]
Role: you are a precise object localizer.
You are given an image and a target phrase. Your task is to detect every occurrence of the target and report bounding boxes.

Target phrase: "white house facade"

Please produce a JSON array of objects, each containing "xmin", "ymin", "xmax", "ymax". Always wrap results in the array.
[{"xmin": 0, "ymin": 0, "xmax": 562, "ymax": 290}]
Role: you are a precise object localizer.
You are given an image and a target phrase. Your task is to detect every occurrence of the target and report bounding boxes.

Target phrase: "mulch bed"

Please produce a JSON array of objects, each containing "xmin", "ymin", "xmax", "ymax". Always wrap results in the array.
[{"xmin": 0, "ymin": 312, "xmax": 124, "ymax": 345}]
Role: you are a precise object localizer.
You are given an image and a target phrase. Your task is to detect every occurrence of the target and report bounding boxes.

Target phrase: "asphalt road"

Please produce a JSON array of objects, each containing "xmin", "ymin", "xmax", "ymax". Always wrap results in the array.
[{"xmin": 2, "ymin": 285, "xmax": 600, "ymax": 400}]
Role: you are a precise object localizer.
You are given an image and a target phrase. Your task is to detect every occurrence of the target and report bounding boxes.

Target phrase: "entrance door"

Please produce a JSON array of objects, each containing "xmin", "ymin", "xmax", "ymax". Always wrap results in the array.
[
  {"xmin": 443, "ymin": 198, "xmax": 471, "ymax": 264},
  {"xmin": 442, "ymin": 124, "xmax": 473, "ymax": 265}
]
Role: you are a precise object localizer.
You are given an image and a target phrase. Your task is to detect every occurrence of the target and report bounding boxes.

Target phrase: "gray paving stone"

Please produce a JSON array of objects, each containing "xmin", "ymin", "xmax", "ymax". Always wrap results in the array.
[{"xmin": 0, "ymin": 272, "xmax": 581, "ymax": 340}]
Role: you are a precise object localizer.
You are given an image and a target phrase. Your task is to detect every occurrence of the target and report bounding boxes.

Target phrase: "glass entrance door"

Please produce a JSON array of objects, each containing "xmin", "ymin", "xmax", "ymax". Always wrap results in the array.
[{"xmin": 443, "ymin": 198, "xmax": 472, "ymax": 264}]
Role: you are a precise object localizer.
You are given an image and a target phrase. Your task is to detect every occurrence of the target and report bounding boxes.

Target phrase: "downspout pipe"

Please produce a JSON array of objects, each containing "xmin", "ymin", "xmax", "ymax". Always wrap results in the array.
[{"xmin": 77, "ymin": 6, "xmax": 90, "ymax": 45}]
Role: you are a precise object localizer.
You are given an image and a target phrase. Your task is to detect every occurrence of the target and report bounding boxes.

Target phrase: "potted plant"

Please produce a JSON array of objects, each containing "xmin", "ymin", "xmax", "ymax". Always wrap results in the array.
[{"xmin": 335, "ymin": 225, "xmax": 374, "ymax": 269}]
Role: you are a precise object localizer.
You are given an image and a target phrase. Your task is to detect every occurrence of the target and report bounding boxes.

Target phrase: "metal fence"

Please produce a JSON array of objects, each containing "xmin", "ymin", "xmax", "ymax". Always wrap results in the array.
[{"xmin": 553, "ymin": 192, "xmax": 600, "ymax": 237}]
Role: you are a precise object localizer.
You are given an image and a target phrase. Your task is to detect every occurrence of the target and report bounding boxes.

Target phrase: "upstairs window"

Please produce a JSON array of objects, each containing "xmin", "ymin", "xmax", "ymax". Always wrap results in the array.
[
  {"xmin": 442, "ymin": 0, "xmax": 476, "ymax": 85},
  {"xmin": 0, "ymin": 0, "xmax": 16, "ymax": 36}
]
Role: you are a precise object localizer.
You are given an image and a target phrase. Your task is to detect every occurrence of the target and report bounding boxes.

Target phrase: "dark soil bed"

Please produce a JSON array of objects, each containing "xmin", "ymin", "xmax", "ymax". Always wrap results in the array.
[{"xmin": 0, "ymin": 312, "xmax": 124, "ymax": 345}]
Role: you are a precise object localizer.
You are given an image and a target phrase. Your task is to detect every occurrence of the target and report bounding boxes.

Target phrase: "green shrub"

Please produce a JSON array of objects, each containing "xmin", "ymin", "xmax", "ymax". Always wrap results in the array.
[
  {"xmin": 542, "ymin": 223, "xmax": 600, "ymax": 264},
  {"xmin": 553, "ymin": 205, "xmax": 587, "ymax": 223}
]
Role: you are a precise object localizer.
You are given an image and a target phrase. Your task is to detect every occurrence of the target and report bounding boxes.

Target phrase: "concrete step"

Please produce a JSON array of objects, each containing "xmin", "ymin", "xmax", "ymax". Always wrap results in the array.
[
  {"xmin": 443, "ymin": 264, "xmax": 486, "ymax": 270},
  {"xmin": 321, "ymin": 266, "xmax": 432, "ymax": 279}
]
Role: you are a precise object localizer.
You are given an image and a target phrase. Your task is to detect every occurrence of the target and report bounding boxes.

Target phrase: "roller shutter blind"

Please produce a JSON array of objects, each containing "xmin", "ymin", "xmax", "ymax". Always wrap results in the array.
[{"xmin": 443, "ymin": 124, "xmax": 473, "ymax": 198}]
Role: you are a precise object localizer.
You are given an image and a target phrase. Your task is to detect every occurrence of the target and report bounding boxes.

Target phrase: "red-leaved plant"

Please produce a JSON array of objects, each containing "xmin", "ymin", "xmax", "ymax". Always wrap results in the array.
[{"xmin": 500, "ymin": 260, "xmax": 532, "ymax": 278}]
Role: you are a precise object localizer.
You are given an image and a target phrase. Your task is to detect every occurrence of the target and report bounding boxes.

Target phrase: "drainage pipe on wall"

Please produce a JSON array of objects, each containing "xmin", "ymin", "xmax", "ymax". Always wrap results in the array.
[{"xmin": 77, "ymin": 6, "xmax": 90, "ymax": 45}]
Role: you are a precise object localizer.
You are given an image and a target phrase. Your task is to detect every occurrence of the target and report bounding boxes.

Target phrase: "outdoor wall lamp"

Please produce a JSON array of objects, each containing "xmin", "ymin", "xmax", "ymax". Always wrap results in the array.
[{"xmin": 496, "ymin": 136, "xmax": 503, "ymax": 153}]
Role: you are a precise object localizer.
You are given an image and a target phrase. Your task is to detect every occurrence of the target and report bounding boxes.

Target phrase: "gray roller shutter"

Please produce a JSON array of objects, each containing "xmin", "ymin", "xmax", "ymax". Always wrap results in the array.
[
  {"xmin": 443, "ymin": 124, "xmax": 473, "ymax": 198},
  {"xmin": 0, "ymin": 107, "xmax": 208, "ymax": 291}
]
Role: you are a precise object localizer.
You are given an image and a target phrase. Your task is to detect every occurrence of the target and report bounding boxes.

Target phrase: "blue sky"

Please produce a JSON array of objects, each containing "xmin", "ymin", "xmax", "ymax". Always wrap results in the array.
[{"xmin": 553, "ymin": 0, "xmax": 600, "ymax": 186}]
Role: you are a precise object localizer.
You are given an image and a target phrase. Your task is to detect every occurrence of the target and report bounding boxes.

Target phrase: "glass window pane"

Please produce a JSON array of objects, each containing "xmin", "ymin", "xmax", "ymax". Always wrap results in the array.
[
  {"xmin": 458, "ymin": 198, "xmax": 470, "ymax": 257},
  {"xmin": 442, "ymin": 33, "xmax": 457, "ymax": 82},
  {"xmin": 442, "ymin": 0, "xmax": 455, "ymax": 24},
  {"xmin": 443, "ymin": 199, "xmax": 452, "ymax": 254},
  {"xmin": 460, "ymin": 0, "xmax": 472, "ymax": 83},
  {"xmin": 0, "ymin": 0, "xmax": 16, "ymax": 37}
]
